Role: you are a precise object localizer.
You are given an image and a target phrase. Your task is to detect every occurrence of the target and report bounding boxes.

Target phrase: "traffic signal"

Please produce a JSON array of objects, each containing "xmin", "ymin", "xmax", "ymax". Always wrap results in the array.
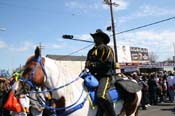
[{"xmin": 62, "ymin": 35, "xmax": 73, "ymax": 39}]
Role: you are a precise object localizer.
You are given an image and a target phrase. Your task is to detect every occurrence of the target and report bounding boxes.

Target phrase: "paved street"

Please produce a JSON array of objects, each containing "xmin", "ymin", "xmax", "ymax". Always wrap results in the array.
[{"xmin": 139, "ymin": 102, "xmax": 175, "ymax": 116}]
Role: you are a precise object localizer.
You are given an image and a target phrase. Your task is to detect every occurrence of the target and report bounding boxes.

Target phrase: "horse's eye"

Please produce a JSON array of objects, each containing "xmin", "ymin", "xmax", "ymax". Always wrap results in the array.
[{"xmin": 23, "ymin": 67, "xmax": 32, "ymax": 75}]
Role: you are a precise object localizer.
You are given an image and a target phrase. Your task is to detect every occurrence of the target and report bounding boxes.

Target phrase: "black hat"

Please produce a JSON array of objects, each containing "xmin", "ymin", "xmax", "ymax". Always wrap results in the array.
[{"xmin": 90, "ymin": 29, "xmax": 110, "ymax": 44}]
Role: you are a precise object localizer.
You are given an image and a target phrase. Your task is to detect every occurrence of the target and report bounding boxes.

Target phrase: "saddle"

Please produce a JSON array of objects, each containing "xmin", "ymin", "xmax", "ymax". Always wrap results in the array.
[
  {"xmin": 114, "ymin": 77, "xmax": 142, "ymax": 93},
  {"xmin": 80, "ymin": 70, "xmax": 140, "ymax": 109}
]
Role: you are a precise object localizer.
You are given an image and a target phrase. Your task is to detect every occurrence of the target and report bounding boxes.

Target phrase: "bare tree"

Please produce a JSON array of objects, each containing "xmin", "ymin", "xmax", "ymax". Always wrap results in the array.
[
  {"xmin": 165, "ymin": 58, "xmax": 172, "ymax": 63},
  {"xmin": 149, "ymin": 51, "xmax": 158, "ymax": 63}
]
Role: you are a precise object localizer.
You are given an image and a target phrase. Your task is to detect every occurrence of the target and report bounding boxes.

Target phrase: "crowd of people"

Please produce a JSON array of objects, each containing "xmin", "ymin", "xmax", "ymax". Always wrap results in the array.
[
  {"xmin": 0, "ymin": 72, "xmax": 57, "ymax": 116},
  {"xmin": 0, "ymin": 69, "xmax": 175, "ymax": 115},
  {"xmin": 126, "ymin": 70, "xmax": 175, "ymax": 110}
]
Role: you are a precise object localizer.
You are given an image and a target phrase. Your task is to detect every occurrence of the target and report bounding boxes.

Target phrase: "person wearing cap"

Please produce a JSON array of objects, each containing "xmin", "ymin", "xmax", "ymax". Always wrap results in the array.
[{"xmin": 85, "ymin": 29, "xmax": 116, "ymax": 116}]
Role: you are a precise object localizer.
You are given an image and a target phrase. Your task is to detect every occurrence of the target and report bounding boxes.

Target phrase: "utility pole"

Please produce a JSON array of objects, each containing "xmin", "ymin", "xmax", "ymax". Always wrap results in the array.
[
  {"xmin": 173, "ymin": 42, "xmax": 175, "ymax": 63},
  {"xmin": 173, "ymin": 42, "xmax": 175, "ymax": 56},
  {"xmin": 104, "ymin": 0, "xmax": 119, "ymax": 63}
]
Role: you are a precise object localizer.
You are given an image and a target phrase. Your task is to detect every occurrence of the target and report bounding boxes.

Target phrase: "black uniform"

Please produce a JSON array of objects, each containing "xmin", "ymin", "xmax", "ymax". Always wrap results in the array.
[{"xmin": 85, "ymin": 44, "xmax": 116, "ymax": 116}]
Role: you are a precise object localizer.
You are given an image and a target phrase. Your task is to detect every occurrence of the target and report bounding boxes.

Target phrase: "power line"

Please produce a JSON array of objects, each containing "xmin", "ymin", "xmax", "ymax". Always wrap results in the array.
[
  {"xmin": 63, "ymin": 16, "xmax": 175, "ymax": 56},
  {"xmin": 58, "ymin": 44, "xmax": 93, "ymax": 59},
  {"xmin": 65, "ymin": 44, "xmax": 93, "ymax": 56},
  {"xmin": 115, "ymin": 16, "xmax": 175, "ymax": 35},
  {"xmin": 63, "ymin": 16, "xmax": 175, "ymax": 44}
]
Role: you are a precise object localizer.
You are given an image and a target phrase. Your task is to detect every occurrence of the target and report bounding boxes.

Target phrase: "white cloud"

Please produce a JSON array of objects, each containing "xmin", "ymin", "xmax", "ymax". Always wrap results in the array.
[
  {"xmin": 114, "ymin": 0, "xmax": 128, "ymax": 10},
  {"xmin": 9, "ymin": 41, "xmax": 36, "ymax": 52},
  {"xmin": 65, "ymin": 1, "xmax": 84, "ymax": 9},
  {"xmin": 65, "ymin": 1, "xmax": 100, "ymax": 13},
  {"xmin": 103, "ymin": 0, "xmax": 128, "ymax": 11},
  {"xmin": 77, "ymin": 34, "xmax": 91, "ymax": 41},
  {"xmin": 41, "ymin": 42, "xmax": 67, "ymax": 50},
  {"xmin": 51, "ymin": 44, "xmax": 63, "ymax": 49},
  {"xmin": 116, "ymin": 30, "xmax": 175, "ymax": 60},
  {"xmin": 118, "ymin": 30, "xmax": 175, "ymax": 46},
  {"xmin": 118, "ymin": 5, "xmax": 175, "ymax": 24},
  {"xmin": 0, "ymin": 40, "xmax": 7, "ymax": 48},
  {"xmin": 65, "ymin": 0, "xmax": 128, "ymax": 14},
  {"xmin": 9, "ymin": 41, "xmax": 64, "ymax": 52},
  {"xmin": 137, "ymin": 5, "xmax": 175, "ymax": 17}
]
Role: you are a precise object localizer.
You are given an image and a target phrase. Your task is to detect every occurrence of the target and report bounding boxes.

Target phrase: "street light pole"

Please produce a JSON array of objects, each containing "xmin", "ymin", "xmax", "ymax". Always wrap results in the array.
[
  {"xmin": 62, "ymin": 34, "xmax": 94, "ymax": 43},
  {"xmin": 104, "ymin": 0, "xmax": 119, "ymax": 63},
  {"xmin": 109, "ymin": 0, "xmax": 118, "ymax": 63},
  {"xmin": 173, "ymin": 42, "xmax": 175, "ymax": 63}
]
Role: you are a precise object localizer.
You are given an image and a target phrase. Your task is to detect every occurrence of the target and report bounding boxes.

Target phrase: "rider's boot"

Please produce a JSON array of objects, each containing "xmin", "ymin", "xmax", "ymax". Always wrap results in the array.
[
  {"xmin": 96, "ymin": 98, "xmax": 116, "ymax": 116},
  {"xmin": 103, "ymin": 99, "xmax": 116, "ymax": 116},
  {"xmin": 96, "ymin": 107, "xmax": 104, "ymax": 116}
]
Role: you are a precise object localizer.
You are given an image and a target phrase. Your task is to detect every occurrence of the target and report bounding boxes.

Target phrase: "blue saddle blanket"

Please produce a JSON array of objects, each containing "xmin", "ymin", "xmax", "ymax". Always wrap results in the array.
[{"xmin": 88, "ymin": 88, "xmax": 120, "ymax": 108}]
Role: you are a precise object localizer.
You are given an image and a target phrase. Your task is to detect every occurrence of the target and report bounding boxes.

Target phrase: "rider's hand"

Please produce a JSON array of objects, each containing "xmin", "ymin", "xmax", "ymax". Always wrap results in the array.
[{"xmin": 85, "ymin": 61, "xmax": 96, "ymax": 68}]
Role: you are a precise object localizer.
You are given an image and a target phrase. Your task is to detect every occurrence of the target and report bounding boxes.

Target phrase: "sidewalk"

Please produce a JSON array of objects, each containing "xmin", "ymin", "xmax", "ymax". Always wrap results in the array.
[{"xmin": 139, "ymin": 102, "xmax": 175, "ymax": 116}]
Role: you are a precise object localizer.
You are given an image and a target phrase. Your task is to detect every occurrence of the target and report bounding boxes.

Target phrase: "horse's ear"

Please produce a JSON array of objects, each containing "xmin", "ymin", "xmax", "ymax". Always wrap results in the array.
[{"xmin": 34, "ymin": 46, "xmax": 41, "ymax": 58}]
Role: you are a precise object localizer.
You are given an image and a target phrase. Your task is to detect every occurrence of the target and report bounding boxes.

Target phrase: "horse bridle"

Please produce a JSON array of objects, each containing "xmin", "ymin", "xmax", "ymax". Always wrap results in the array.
[{"xmin": 19, "ymin": 56, "xmax": 48, "ymax": 92}]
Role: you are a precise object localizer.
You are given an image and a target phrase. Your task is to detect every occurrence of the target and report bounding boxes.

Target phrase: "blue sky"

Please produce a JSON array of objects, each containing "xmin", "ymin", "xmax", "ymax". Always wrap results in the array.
[{"xmin": 0, "ymin": 0, "xmax": 175, "ymax": 72}]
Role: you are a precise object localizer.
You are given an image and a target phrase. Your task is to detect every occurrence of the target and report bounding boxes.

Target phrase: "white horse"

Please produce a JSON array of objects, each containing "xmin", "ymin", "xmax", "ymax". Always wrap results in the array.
[{"xmin": 15, "ymin": 47, "xmax": 142, "ymax": 116}]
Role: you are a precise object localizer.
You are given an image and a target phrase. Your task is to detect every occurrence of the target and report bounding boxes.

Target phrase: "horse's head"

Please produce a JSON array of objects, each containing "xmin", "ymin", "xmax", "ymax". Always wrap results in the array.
[{"xmin": 15, "ymin": 46, "xmax": 46, "ymax": 96}]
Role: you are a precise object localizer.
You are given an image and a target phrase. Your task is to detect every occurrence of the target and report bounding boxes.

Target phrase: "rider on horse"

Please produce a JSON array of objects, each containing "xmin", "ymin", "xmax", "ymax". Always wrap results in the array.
[{"xmin": 85, "ymin": 29, "xmax": 116, "ymax": 116}]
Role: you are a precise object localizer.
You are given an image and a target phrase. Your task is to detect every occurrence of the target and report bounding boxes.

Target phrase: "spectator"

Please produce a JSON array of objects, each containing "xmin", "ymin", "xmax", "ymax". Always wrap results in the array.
[
  {"xmin": 162, "ymin": 75, "xmax": 168, "ymax": 102},
  {"xmin": 131, "ymin": 72, "xmax": 148, "ymax": 110},
  {"xmin": 141, "ymin": 74, "xmax": 150, "ymax": 109},
  {"xmin": 167, "ymin": 71, "xmax": 175, "ymax": 102},
  {"xmin": 148, "ymin": 73, "xmax": 158, "ymax": 105},
  {"xmin": 19, "ymin": 93, "xmax": 30, "ymax": 113},
  {"xmin": 30, "ymin": 88, "xmax": 45, "ymax": 116}
]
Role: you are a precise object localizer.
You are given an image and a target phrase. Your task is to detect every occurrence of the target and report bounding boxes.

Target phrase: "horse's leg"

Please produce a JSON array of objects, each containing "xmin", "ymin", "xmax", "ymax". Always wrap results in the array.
[
  {"xmin": 119, "ymin": 107, "xmax": 126, "ymax": 116},
  {"xmin": 134, "ymin": 107, "xmax": 139, "ymax": 116},
  {"xmin": 124, "ymin": 93, "xmax": 138, "ymax": 116},
  {"xmin": 115, "ymin": 84, "xmax": 137, "ymax": 116},
  {"xmin": 114, "ymin": 82, "xmax": 141, "ymax": 116}
]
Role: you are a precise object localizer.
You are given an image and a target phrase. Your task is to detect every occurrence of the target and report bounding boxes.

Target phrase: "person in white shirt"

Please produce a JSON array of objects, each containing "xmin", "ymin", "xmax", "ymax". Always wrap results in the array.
[
  {"xmin": 19, "ymin": 93, "xmax": 30, "ymax": 113},
  {"xmin": 166, "ymin": 71, "xmax": 175, "ymax": 102}
]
